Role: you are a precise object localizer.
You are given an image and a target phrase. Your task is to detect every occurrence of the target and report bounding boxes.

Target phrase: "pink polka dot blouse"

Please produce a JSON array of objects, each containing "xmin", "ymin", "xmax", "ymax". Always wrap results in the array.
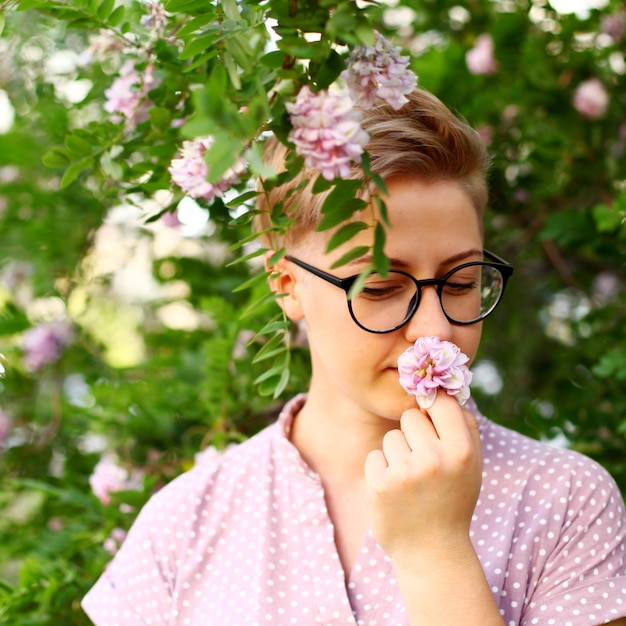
[{"xmin": 82, "ymin": 395, "xmax": 626, "ymax": 625}]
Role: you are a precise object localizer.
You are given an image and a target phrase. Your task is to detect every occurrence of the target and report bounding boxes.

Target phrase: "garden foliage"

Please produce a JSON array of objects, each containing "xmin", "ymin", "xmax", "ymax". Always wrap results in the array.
[{"xmin": 0, "ymin": 0, "xmax": 625, "ymax": 622}]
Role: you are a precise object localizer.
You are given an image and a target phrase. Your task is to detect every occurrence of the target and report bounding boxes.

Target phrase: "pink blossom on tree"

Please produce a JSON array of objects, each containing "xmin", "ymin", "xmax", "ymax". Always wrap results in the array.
[
  {"xmin": 104, "ymin": 60, "xmax": 158, "ymax": 127},
  {"xmin": 168, "ymin": 136, "xmax": 246, "ymax": 201},
  {"xmin": 141, "ymin": 1, "xmax": 170, "ymax": 32},
  {"xmin": 573, "ymin": 78, "xmax": 609, "ymax": 119},
  {"xmin": 286, "ymin": 85, "xmax": 370, "ymax": 181},
  {"xmin": 0, "ymin": 409, "xmax": 12, "ymax": 446},
  {"xmin": 341, "ymin": 32, "xmax": 417, "ymax": 110},
  {"xmin": 22, "ymin": 320, "xmax": 73, "ymax": 371},
  {"xmin": 103, "ymin": 527, "xmax": 128, "ymax": 555},
  {"xmin": 397, "ymin": 336, "xmax": 473, "ymax": 410},
  {"xmin": 466, "ymin": 34, "xmax": 498, "ymax": 76},
  {"xmin": 89, "ymin": 456, "xmax": 142, "ymax": 505}
]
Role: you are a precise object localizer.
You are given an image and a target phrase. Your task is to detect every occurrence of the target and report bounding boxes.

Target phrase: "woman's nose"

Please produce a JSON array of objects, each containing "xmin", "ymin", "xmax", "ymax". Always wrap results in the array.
[{"xmin": 402, "ymin": 285, "xmax": 453, "ymax": 342}]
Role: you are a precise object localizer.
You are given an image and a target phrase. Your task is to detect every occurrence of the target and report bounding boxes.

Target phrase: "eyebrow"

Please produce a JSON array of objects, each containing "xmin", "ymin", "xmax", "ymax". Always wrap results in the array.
[{"xmin": 346, "ymin": 248, "xmax": 484, "ymax": 270}]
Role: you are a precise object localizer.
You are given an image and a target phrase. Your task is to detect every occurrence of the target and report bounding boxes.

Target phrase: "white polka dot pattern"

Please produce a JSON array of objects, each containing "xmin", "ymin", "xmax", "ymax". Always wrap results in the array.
[{"xmin": 82, "ymin": 395, "xmax": 626, "ymax": 625}]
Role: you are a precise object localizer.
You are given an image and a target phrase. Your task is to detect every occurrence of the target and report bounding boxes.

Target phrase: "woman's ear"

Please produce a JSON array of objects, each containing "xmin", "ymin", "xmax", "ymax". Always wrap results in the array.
[{"xmin": 266, "ymin": 253, "xmax": 305, "ymax": 321}]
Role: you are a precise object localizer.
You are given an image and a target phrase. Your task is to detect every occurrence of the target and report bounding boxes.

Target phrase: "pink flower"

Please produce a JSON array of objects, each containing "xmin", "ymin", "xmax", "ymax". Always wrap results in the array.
[
  {"xmin": 104, "ymin": 61, "xmax": 158, "ymax": 127},
  {"xmin": 89, "ymin": 456, "xmax": 143, "ymax": 505},
  {"xmin": 573, "ymin": 78, "xmax": 609, "ymax": 120},
  {"xmin": 466, "ymin": 34, "xmax": 498, "ymax": 76},
  {"xmin": 601, "ymin": 13, "xmax": 626, "ymax": 42},
  {"xmin": 103, "ymin": 527, "xmax": 127, "ymax": 555},
  {"xmin": 342, "ymin": 31, "xmax": 417, "ymax": 110},
  {"xmin": 141, "ymin": 1, "xmax": 170, "ymax": 32},
  {"xmin": 286, "ymin": 85, "xmax": 370, "ymax": 181},
  {"xmin": 22, "ymin": 320, "xmax": 73, "ymax": 371},
  {"xmin": 0, "ymin": 409, "xmax": 12, "ymax": 446},
  {"xmin": 168, "ymin": 136, "xmax": 246, "ymax": 201},
  {"xmin": 397, "ymin": 336, "xmax": 473, "ymax": 410}
]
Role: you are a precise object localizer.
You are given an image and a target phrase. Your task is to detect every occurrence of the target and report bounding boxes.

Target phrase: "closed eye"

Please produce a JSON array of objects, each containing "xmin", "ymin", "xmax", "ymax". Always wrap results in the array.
[
  {"xmin": 361, "ymin": 284, "xmax": 409, "ymax": 300},
  {"xmin": 443, "ymin": 280, "xmax": 477, "ymax": 294}
]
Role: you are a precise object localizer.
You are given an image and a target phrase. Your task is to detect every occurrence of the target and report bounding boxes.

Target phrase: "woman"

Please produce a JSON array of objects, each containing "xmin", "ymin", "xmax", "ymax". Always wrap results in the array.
[{"xmin": 83, "ymin": 89, "xmax": 626, "ymax": 625}]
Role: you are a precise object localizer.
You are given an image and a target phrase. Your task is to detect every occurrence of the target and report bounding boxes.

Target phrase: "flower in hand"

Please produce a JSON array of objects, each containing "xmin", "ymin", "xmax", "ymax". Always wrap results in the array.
[{"xmin": 398, "ymin": 336, "xmax": 473, "ymax": 409}]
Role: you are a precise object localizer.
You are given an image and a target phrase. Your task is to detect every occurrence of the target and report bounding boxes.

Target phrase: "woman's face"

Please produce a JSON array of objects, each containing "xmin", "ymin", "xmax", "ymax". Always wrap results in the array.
[{"xmin": 281, "ymin": 177, "xmax": 485, "ymax": 422}]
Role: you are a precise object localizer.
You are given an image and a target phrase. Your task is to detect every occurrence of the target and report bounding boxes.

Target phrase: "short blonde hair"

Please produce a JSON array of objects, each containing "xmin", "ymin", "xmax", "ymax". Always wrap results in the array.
[{"xmin": 255, "ymin": 88, "xmax": 490, "ymax": 248}]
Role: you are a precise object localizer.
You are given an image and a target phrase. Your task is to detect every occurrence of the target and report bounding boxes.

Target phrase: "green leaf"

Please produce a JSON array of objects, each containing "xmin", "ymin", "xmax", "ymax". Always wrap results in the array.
[
  {"xmin": 64, "ymin": 135, "xmax": 92, "ymax": 156},
  {"xmin": 180, "ymin": 32, "xmax": 219, "ymax": 60},
  {"xmin": 320, "ymin": 179, "xmax": 363, "ymax": 213},
  {"xmin": 330, "ymin": 245, "xmax": 370, "ymax": 269},
  {"xmin": 231, "ymin": 270, "xmax": 271, "ymax": 293},
  {"xmin": 347, "ymin": 265, "xmax": 374, "ymax": 301},
  {"xmin": 97, "ymin": 0, "xmax": 115, "ymax": 20},
  {"xmin": 372, "ymin": 222, "xmax": 389, "ymax": 276},
  {"xmin": 315, "ymin": 49, "xmax": 345, "ymax": 90},
  {"xmin": 177, "ymin": 13, "xmax": 217, "ymax": 37},
  {"xmin": 260, "ymin": 50, "xmax": 287, "ymax": 69},
  {"xmin": 108, "ymin": 4, "xmax": 125, "ymax": 26},
  {"xmin": 316, "ymin": 198, "xmax": 369, "ymax": 231},
  {"xmin": 593, "ymin": 203, "xmax": 624, "ymax": 234},
  {"xmin": 42, "ymin": 148, "xmax": 70, "ymax": 168},
  {"xmin": 60, "ymin": 162, "xmax": 85, "ymax": 188},
  {"xmin": 149, "ymin": 107, "xmax": 171, "ymax": 129},
  {"xmin": 593, "ymin": 349, "xmax": 626, "ymax": 381},
  {"xmin": 326, "ymin": 221, "xmax": 370, "ymax": 253},
  {"xmin": 164, "ymin": 0, "xmax": 210, "ymax": 12},
  {"xmin": 254, "ymin": 318, "xmax": 291, "ymax": 338},
  {"xmin": 272, "ymin": 367, "xmax": 291, "ymax": 398},
  {"xmin": 245, "ymin": 143, "xmax": 277, "ymax": 179},
  {"xmin": 361, "ymin": 151, "xmax": 387, "ymax": 196},
  {"xmin": 312, "ymin": 174, "xmax": 334, "ymax": 194},
  {"xmin": 225, "ymin": 247, "xmax": 266, "ymax": 267},
  {"xmin": 253, "ymin": 361, "xmax": 286, "ymax": 384},
  {"xmin": 240, "ymin": 291, "xmax": 277, "ymax": 319}
]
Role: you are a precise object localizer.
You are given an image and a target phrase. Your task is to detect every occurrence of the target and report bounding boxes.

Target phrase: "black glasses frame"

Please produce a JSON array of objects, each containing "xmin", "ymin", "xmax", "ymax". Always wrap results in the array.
[{"xmin": 285, "ymin": 250, "xmax": 514, "ymax": 334}]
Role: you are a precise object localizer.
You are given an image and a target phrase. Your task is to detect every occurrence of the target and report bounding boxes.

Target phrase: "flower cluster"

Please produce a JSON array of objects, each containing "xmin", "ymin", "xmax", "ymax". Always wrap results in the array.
[
  {"xmin": 342, "ymin": 32, "xmax": 417, "ymax": 110},
  {"xmin": 168, "ymin": 136, "xmax": 246, "ymax": 201},
  {"xmin": 573, "ymin": 78, "xmax": 609, "ymax": 119},
  {"xmin": 22, "ymin": 320, "xmax": 73, "ymax": 371},
  {"xmin": 104, "ymin": 60, "xmax": 158, "ymax": 127},
  {"xmin": 89, "ymin": 456, "xmax": 143, "ymax": 506},
  {"xmin": 286, "ymin": 86, "xmax": 370, "ymax": 181},
  {"xmin": 397, "ymin": 336, "xmax": 473, "ymax": 410},
  {"xmin": 466, "ymin": 34, "xmax": 498, "ymax": 76},
  {"xmin": 141, "ymin": 1, "xmax": 170, "ymax": 32}
]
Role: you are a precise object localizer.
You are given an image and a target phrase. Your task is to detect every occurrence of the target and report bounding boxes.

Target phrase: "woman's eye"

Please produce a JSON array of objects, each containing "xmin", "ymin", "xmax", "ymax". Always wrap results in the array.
[
  {"xmin": 444, "ymin": 280, "xmax": 477, "ymax": 293},
  {"xmin": 361, "ymin": 283, "xmax": 406, "ymax": 298}
]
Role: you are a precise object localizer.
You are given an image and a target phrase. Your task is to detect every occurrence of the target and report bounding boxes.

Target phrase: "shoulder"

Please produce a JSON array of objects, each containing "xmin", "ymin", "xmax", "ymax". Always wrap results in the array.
[
  {"xmin": 143, "ymin": 420, "xmax": 280, "ymax": 517},
  {"xmin": 477, "ymin": 412, "xmax": 625, "ymax": 519}
]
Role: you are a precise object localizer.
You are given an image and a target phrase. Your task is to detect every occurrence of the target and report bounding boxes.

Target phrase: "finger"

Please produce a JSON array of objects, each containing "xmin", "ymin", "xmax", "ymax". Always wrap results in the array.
[
  {"xmin": 364, "ymin": 448, "xmax": 388, "ymax": 483},
  {"xmin": 461, "ymin": 407, "xmax": 482, "ymax": 451},
  {"xmin": 424, "ymin": 391, "xmax": 475, "ymax": 442},
  {"xmin": 381, "ymin": 427, "xmax": 413, "ymax": 459},
  {"xmin": 399, "ymin": 407, "xmax": 441, "ymax": 448}
]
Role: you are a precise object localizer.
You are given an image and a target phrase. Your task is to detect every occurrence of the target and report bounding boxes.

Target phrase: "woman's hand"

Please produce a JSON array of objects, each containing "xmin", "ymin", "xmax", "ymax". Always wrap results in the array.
[
  {"xmin": 364, "ymin": 390, "xmax": 482, "ymax": 566},
  {"xmin": 363, "ymin": 392, "xmax": 503, "ymax": 625}
]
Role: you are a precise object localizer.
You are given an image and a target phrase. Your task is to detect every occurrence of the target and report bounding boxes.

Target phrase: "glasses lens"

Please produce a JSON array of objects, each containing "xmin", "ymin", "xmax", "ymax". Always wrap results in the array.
[
  {"xmin": 349, "ymin": 272, "xmax": 417, "ymax": 332},
  {"xmin": 441, "ymin": 264, "xmax": 504, "ymax": 323}
]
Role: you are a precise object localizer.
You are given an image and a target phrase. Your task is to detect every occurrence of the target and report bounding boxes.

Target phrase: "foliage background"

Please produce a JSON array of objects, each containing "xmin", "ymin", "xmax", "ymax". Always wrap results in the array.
[{"xmin": 0, "ymin": 0, "xmax": 625, "ymax": 622}]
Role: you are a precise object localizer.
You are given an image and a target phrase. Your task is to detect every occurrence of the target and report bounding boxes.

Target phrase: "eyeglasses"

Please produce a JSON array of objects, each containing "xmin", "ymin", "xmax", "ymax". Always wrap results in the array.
[{"xmin": 285, "ymin": 250, "xmax": 513, "ymax": 334}]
